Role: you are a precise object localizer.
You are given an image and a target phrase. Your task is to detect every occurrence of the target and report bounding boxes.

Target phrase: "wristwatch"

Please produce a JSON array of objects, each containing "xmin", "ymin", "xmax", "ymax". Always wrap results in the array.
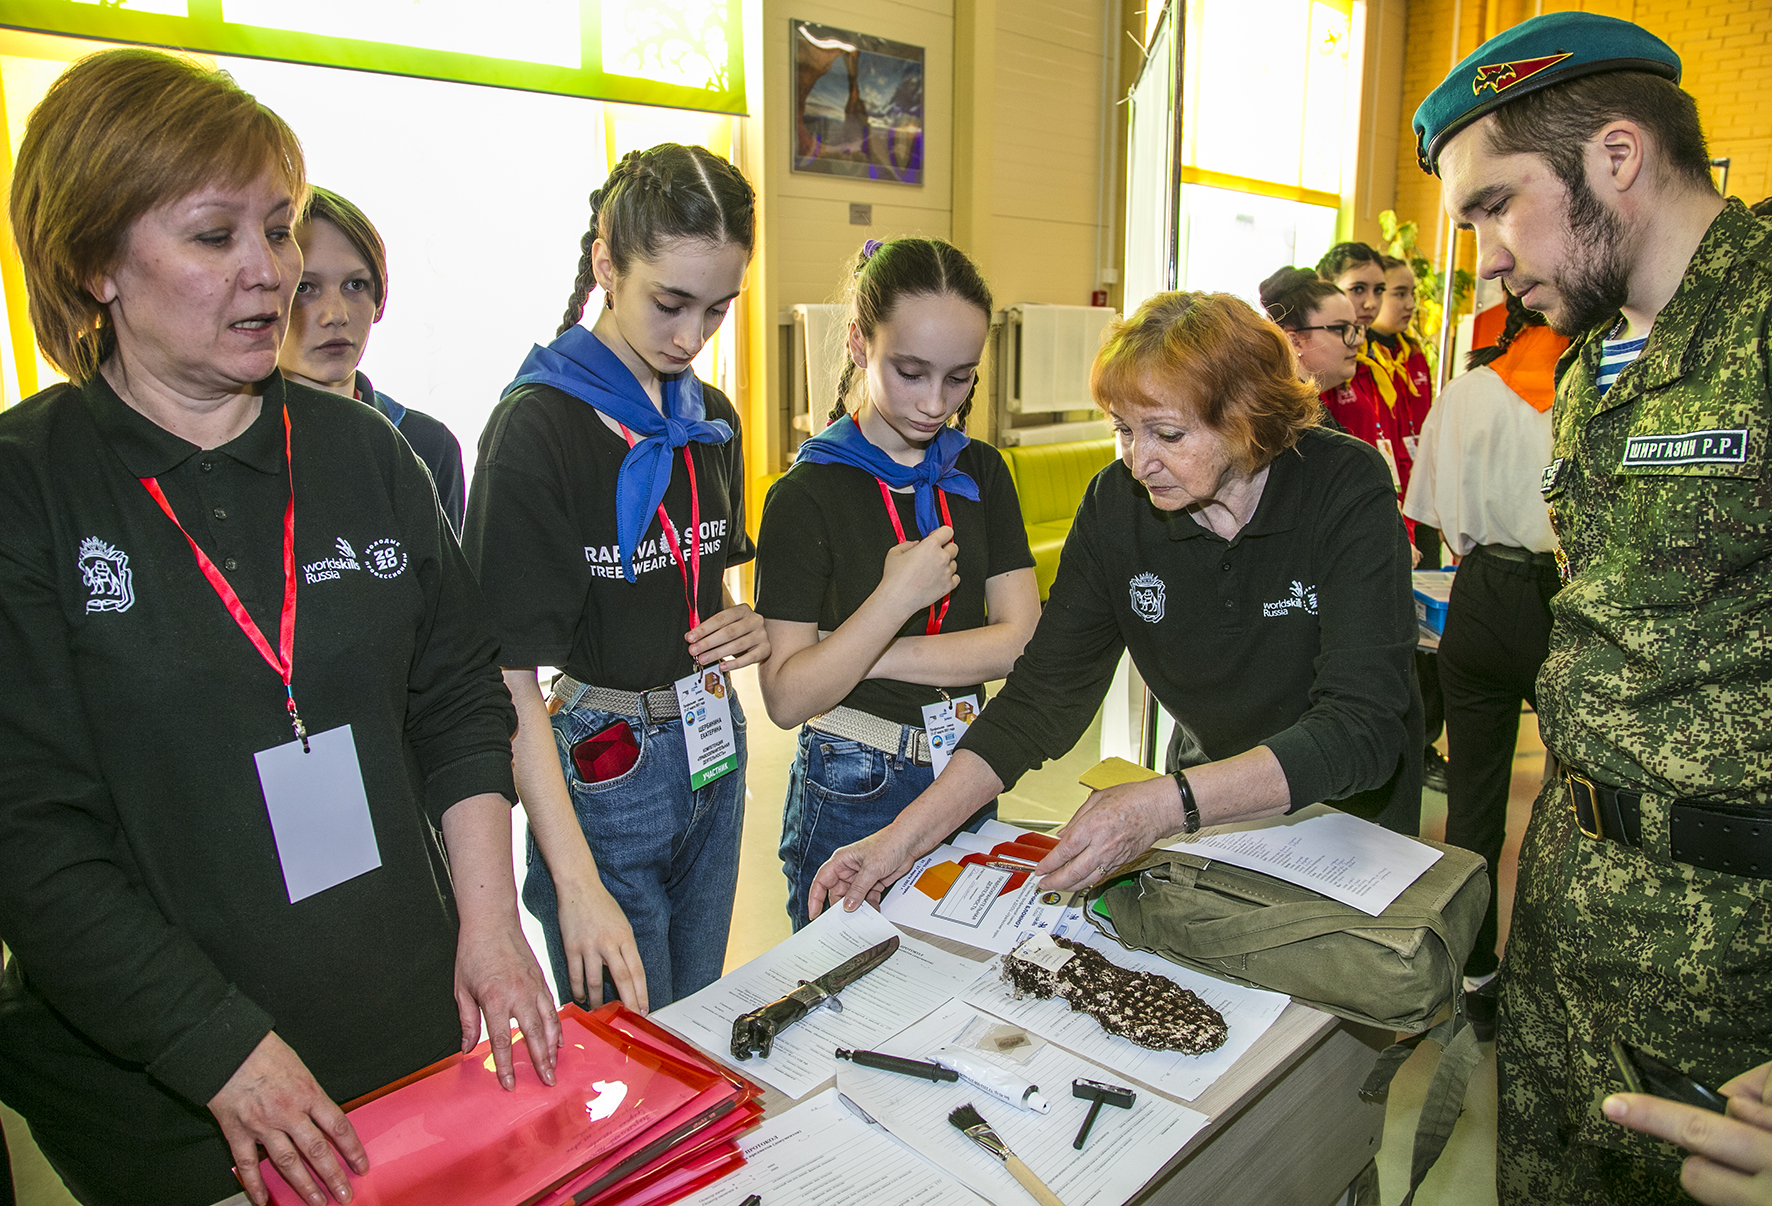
[{"xmin": 1172, "ymin": 770, "xmax": 1202, "ymax": 835}]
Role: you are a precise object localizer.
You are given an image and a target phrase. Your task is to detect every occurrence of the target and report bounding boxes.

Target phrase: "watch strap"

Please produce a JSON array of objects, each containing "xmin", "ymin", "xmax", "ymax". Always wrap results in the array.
[{"xmin": 1172, "ymin": 770, "xmax": 1202, "ymax": 834}]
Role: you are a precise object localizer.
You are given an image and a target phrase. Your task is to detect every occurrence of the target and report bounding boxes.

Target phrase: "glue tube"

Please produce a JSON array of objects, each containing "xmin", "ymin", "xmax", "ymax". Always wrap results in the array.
[{"xmin": 933, "ymin": 1046, "xmax": 1051, "ymax": 1114}]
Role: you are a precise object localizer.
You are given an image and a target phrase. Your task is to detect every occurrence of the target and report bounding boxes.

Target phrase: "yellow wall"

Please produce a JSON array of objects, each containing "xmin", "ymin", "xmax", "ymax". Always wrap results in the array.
[
  {"xmin": 749, "ymin": 0, "xmax": 1123, "ymax": 475},
  {"xmin": 1392, "ymin": 0, "xmax": 1772, "ymax": 282}
]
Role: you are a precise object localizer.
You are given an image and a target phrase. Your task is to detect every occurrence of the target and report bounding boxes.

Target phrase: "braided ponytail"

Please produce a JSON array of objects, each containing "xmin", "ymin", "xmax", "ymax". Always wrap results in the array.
[
  {"xmin": 555, "ymin": 144, "xmax": 756, "ymax": 336},
  {"xmin": 830, "ymin": 360, "xmax": 857, "ymax": 426},
  {"xmin": 1465, "ymin": 288, "xmax": 1545, "ymax": 370},
  {"xmin": 556, "ymin": 214, "xmax": 603, "ymax": 337},
  {"xmin": 954, "ymin": 378, "xmax": 978, "ymax": 432}
]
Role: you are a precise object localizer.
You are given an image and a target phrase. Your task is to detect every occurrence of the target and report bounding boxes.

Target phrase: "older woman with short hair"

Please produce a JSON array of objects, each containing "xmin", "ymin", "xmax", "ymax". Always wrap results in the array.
[
  {"xmin": 811, "ymin": 291, "xmax": 1422, "ymax": 916},
  {"xmin": 0, "ymin": 49, "xmax": 554, "ymax": 1206}
]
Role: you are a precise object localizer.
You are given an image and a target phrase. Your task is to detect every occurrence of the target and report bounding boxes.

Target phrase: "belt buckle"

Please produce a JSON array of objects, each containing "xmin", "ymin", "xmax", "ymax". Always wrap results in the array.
[{"xmin": 1566, "ymin": 772, "xmax": 1603, "ymax": 840}]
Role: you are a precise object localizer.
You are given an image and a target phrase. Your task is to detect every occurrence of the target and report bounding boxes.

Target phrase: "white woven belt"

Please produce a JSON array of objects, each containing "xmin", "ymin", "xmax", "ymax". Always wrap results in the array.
[
  {"xmin": 808, "ymin": 705, "xmax": 931, "ymax": 765},
  {"xmin": 548, "ymin": 672, "xmax": 680, "ymax": 720}
]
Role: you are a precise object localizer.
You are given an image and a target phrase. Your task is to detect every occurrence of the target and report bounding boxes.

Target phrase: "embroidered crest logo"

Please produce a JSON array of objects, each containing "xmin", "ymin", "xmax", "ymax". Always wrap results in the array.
[
  {"xmin": 365, "ymin": 537, "xmax": 407, "ymax": 580},
  {"xmin": 1263, "ymin": 580, "xmax": 1319, "ymax": 618},
  {"xmin": 1129, "ymin": 572, "xmax": 1166, "ymax": 624},
  {"xmin": 78, "ymin": 537, "xmax": 135, "ymax": 613}
]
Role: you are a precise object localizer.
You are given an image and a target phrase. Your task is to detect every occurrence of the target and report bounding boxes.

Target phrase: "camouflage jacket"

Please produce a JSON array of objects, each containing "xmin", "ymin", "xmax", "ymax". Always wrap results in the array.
[{"xmin": 1538, "ymin": 199, "xmax": 1771, "ymax": 807}]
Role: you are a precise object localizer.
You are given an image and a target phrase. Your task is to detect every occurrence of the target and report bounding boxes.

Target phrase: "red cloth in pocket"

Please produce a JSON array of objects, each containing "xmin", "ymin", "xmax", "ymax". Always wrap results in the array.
[{"xmin": 573, "ymin": 719, "xmax": 640, "ymax": 782}]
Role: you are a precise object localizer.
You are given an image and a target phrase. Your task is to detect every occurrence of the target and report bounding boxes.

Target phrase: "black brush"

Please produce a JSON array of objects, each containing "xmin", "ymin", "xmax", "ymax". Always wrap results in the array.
[{"xmin": 947, "ymin": 1102, "xmax": 1066, "ymax": 1206}]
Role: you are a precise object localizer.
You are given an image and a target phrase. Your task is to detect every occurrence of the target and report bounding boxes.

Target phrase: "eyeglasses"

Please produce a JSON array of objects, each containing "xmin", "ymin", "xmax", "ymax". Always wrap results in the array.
[{"xmin": 1291, "ymin": 322, "xmax": 1365, "ymax": 347}]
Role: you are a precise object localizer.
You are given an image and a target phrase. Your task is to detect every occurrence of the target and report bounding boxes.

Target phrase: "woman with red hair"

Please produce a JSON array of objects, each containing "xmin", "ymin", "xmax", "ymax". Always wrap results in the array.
[{"xmin": 810, "ymin": 290, "xmax": 1423, "ymax": 916}]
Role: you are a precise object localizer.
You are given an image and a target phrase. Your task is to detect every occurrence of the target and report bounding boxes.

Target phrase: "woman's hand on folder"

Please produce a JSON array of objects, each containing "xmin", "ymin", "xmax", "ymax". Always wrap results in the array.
[
  {"xmin": 454, "ymin": 913, "xmax": 563, "ymax": 1090},
  {"xmin": 209, "ymin": 1031, "xmax": 368, "ymax": 1206}
]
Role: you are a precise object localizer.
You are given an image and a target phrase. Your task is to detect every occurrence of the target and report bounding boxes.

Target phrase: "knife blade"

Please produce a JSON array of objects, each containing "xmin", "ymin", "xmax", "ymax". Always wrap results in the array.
[{"xmin": 730, "ymin": 935, "xmax": 899, "ymax": 1060}]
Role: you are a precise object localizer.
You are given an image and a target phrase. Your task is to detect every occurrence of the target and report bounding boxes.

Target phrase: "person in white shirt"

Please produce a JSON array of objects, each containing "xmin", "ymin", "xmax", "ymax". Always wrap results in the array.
[{"xmin": 1403, "ymin": 289, "xmax": 1568, "ymax": 1040}]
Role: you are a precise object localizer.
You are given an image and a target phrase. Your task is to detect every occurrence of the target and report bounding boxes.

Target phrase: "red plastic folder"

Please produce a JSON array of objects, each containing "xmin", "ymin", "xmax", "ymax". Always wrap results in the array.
[{"xmin": 257, "ymin": 1004, "xmax": 760, "ymax": 1206}]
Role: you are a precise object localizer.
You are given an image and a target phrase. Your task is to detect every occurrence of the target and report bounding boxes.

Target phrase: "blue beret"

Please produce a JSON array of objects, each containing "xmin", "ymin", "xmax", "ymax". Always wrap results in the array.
[{"xmin": 1412, "ymin": 12, "xmax": 1680, "ymax": 175}]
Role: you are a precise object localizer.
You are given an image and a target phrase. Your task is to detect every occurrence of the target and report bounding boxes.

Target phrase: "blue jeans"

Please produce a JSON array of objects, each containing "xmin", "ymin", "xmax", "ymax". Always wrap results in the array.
[
  {"xmin": 779, "ymin": 723, "xmax": 995, "ymax": 931},
  {"xmin": 523, "ymin": 692, "xmax": 746, "ymax": 1010}
]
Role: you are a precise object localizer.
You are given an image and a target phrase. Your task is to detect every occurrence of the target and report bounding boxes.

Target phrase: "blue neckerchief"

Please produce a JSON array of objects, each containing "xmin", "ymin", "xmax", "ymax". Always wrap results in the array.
[
  {"xmin": 505, "ymin": 327, "xmax": 731, "ymax": 582},
  {"xmin": 794, "ymin": 415, "xmax": 978, "ymax": 537}
]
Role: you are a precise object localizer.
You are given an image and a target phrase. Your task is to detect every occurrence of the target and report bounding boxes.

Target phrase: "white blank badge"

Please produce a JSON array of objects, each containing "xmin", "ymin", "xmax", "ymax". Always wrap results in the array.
[{"xmin": 254, "ymin": 723, "xmax": 383, "ymax": 903}]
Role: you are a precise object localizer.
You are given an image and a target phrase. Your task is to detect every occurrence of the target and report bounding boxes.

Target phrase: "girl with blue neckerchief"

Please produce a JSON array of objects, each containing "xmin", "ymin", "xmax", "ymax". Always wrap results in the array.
[
  {"xmin": 463, "ymin": 144, "xmax": 764, "ymax": 1011},
  {"xmin": 754, "ymin": 238, "xmax": 1040, "ymax": 930}
]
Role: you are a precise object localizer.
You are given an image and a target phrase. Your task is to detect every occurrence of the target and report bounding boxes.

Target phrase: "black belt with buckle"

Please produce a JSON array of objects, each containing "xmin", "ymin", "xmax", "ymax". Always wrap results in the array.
[{"xmin": 1564, "ymin": 771, "xmax": 1770, "ymax": 879}]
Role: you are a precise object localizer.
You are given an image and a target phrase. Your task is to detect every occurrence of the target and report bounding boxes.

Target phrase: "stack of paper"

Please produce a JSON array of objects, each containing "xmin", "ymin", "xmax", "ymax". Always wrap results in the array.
[
  {"xmin": 259, "ymin": 1003, "xmax": 763, "ymax": 1206},
  {"xmin": 677, "ymin": 1090, "xmax": 978, "ymax": 1206},
  {"xmin": 653, "ymin": 904, "xmax": 983, "ymax": 1099},
  {"xmin": 1161, "ymin": 804, "xmax": 1443, "ymax": 916},
  {"xmin": 879, "ymin": 828, "xmax": 1079, "ymax": 953},
  {"xmin": 835, "ymin": 999, "xmax": 1210, "ymax": 1206}
]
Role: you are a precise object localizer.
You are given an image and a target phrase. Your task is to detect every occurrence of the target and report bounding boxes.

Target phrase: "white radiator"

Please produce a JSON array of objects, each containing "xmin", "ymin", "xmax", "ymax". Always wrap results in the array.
[
  {"xmin": 1004, "ymin": 304, "xmax": 1117, "ymax": 414},
  {"xmin": 790, "ymin": 304, "xmax": 847, "ymax": 435}
]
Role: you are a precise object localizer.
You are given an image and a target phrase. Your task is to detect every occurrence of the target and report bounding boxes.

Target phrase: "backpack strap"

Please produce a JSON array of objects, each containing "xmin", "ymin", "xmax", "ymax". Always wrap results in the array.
[{"xmin": 1356, "ymin": 939, "xmax": 1482, "ymax": 1206}]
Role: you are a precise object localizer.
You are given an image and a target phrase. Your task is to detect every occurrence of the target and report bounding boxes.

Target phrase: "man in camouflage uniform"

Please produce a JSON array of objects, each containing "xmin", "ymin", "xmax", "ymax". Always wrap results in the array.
[{"xmin": 1413, "ymin": 13, "xmax": 1772, "ymax": 1205}]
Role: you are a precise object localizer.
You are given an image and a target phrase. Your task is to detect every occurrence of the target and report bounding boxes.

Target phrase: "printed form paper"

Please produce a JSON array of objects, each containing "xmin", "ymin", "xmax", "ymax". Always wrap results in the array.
[
  {"xmin": 838, "ymin": 998, "xmax": 1209, "ymax": 1206},
  {"xmin": 880, "ymin": 842, "xmax": 1073, "ymax": 954},
  {"xmin": 675, "ymin": 1089, "xmax": 981, "ymax": 1206},
  {"xmin": 653, "ymin": 904, "xmax": 981, "ymax": 1099},
  {"xmin": 1161, "ymin": 804, "xmax": 1442, "ymax": 916},
  {"xmin": 959, "ymin": 927, "xmax": 1290, "ymax": 1101}
]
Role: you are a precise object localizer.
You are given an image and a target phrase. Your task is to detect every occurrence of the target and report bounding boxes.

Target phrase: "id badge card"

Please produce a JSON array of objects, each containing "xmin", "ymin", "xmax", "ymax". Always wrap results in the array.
[
  {"xmin": 675, "ymin": 667, "xmax": 738, "ymax": 790},
  {"xmin": 253, "ymin": 724, "xmax": 382, "ymax": 904},
  {"xmin": 1402, "ymin": 434, "xmax": 1420, "ymax": 462},
  {"xmin": 921, "ymin": 693, "xmax": 980, "ymax": 778},
  {"xmin": 1375, "ymin": 437, "xmax": 1402, "ymax": 490}
]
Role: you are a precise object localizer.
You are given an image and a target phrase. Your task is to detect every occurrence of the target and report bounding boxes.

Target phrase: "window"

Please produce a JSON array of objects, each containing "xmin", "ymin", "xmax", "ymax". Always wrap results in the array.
[{"xmin": 1174, "ymin": 0, "xmax": 1354, "ymax": 301}]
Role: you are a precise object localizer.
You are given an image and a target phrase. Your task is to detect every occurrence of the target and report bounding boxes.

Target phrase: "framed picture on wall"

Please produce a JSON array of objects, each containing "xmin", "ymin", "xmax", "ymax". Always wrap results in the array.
[{"xmin": 791, "ymin": 20, "xmax": 924, "ymax": 185}]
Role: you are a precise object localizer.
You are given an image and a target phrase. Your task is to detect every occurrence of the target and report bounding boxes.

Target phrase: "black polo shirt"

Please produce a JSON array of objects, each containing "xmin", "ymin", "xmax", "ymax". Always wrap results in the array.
[
  {"xmin": 359, "ymin": 370, "xmax": 466, "ymax": 538},
  {"xmin": 960, "ymin": 426, "xmax": 1422, "ymax": 831},
  {"xmin": 752, "ymin": 444, "xmax": 1034, "ymax": 728},
  {"xmin": 463, "ymin": 379, "xmax": 754, "ymax": 691},
  {"xmin": 0, "ymin": 372, "xmax": 515, "ymax": 1200}
]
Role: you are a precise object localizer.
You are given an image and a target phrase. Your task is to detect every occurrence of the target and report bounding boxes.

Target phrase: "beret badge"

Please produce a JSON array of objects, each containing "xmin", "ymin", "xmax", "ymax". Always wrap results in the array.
[{"xmin": 1472, "ymin": 51, "xmax": 1572, "ymax": 97}]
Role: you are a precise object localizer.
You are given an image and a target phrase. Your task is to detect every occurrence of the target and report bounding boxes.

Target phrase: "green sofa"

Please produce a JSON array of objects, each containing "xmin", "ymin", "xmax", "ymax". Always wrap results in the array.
[{"xmin": 999, "ymin": 438, "xmax": 1118, "ymax": 600}]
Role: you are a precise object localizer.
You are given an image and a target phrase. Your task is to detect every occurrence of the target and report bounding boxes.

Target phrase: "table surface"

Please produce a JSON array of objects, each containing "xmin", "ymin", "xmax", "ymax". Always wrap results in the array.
[
  {"xmin": 211, "ymin": 927, "xmax": 1355, "ymax": 1206},
  {"xmin": 714, "ymin": 923, "xmax": 1350, "ymax": 1199}
]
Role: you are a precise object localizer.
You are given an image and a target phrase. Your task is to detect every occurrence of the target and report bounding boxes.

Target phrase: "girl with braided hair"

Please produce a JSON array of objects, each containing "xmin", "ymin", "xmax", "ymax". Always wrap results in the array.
[
  {"xmin": 463, "ymin": 143, "xmax": 763, "ymax": 1010},
  {"xmin": 752, "ymin": 237, "xmax": 1039, "ymax": 929}
]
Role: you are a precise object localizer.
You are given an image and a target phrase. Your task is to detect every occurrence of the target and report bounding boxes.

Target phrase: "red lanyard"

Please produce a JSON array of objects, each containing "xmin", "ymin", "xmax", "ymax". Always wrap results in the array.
[
  {"xmin": 619, "ymin": 426, "xmax": 703, "ymax": 629},
  {"xmin": 876, "ymin": 479, "xmax": 952, "ymax": 636},
  {"xmin": 140, "ymin": 404, "xmax": 309, "ymax": 751}
]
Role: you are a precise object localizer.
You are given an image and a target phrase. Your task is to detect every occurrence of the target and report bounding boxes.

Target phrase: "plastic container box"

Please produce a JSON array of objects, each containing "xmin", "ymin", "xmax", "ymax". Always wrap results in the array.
[{"xmin": 1412, "ymin": 569, "xmax": 1456, "ymax": 636}]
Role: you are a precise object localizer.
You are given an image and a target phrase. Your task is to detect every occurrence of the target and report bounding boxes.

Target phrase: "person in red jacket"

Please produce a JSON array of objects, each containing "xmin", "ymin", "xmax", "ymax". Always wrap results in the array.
[{"xmin": 1316, "ymin": 243, "xmax": 1436, "ymax": 512}]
